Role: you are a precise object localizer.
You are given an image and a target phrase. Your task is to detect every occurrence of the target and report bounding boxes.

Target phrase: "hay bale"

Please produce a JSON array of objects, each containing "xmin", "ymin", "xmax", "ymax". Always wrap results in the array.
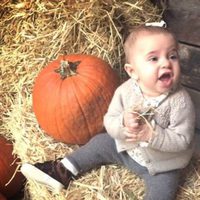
[{"xmin": 1, "ymin": 0, "xmax": 200, "ymax": 199}]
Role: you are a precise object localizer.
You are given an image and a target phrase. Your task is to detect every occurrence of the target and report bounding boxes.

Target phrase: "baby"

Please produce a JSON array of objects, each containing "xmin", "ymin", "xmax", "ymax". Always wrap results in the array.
[{"xmin": 21, "ymin": 24, "xmax": 195, "ymax": 200}]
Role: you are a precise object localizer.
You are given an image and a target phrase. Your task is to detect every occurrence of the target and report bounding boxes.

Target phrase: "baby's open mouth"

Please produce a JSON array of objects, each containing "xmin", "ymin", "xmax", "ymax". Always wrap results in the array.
[
  {"xmin": 158, "ymin": 72, "xmax": 173, "ymax": 88},
  {"xmin": 158, "ymin": 72, "xmax": 172, "ymax": 82}
]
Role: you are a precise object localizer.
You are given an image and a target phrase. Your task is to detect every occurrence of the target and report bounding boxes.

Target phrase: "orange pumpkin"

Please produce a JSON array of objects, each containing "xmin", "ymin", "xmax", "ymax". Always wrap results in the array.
[
  {"xmin": 33, "ymin": 54, "xmax": 120, "ymax": 144},
  {"xmin": 0, "ymin": 193, "xmax": 6, "ymax": 200},
  {"xmin": 0, "ymin": 136, "xmax": 24, "ymax": 199}
]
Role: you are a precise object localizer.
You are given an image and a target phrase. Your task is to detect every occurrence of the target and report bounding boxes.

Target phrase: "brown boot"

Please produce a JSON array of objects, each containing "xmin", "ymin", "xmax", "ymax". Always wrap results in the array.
[{"xmin": 21, "ymin": 159, "xmax": 73, "ymax": 191}]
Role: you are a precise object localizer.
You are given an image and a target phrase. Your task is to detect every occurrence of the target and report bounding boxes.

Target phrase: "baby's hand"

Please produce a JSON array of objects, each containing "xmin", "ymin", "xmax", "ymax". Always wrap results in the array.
[
  {"xmin": 123, "ymin": 110, "xmax": 141, "ymax": 133},
  {"xmin": 123, "ymin": 110, "xmax": 152, "ymax": 142}
]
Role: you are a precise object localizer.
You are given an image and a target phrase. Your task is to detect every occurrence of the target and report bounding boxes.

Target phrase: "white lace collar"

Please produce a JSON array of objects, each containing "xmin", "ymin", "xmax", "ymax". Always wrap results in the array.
[{"xmin": 132, "ymin": 79, "xmax": 169, "ymax": 108}]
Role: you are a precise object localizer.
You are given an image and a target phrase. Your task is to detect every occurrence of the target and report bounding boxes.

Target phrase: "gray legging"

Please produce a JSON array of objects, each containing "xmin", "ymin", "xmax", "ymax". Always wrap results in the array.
[{"xmin": 67, "ymin": 133, "xmax": 180, "ymax": 200}]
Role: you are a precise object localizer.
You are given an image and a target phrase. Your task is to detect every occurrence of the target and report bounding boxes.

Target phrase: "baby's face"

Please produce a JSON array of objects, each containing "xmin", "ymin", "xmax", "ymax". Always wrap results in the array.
[{"xmin": 128, "ymin": 32, "xmax": 180, "ymax": 97}]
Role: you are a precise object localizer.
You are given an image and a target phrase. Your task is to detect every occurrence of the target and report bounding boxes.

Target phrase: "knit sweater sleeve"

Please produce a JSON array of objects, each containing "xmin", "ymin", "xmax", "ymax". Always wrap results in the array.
[
  {"xmin": 103, "ymin": 85, "xmax": 126, "ymax": 140},
  {"xmin": 149, "ymin": 88, "xmax": 195, "ymax": 153}
]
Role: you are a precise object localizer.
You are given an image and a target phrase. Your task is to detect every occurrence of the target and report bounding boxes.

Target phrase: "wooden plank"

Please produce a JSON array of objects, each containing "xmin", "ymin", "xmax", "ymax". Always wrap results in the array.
[
  {"xmin": 194, "ymin": 129, "xmax": 200, "ymax": 158},
  {"xmin": 163, "ymin": 9, "xmax": 200, "ymax": 46},
  {"xmin": 179, "ymin": 43, "xmax": 200, "ymax": 91},
  {"xmin": 151, "ymin": 0, "xmax": 200, "ymax": 10},
  {"xmin": 150, "ymin": 0, "xmax": 200, "ymax": 46},
  {"xmin": 185, "ymin": 87, "xmax": 200, "ymax": 130}
]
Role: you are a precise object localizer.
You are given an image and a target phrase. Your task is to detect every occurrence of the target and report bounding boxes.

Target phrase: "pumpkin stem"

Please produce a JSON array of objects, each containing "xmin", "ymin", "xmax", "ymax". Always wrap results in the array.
[{"xmin": 55, "ymin": 60, "xmax": 81, "ymax": 79}]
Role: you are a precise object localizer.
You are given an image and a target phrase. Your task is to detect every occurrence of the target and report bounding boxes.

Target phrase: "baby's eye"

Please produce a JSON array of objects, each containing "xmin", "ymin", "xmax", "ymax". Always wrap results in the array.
[
  {"xmin": 169, "ymin": 54, "xmax": 178, "ymax": 60},
  {"xmin": 148, "ymin": 56, "xmax": 158, "ymax": 62}
]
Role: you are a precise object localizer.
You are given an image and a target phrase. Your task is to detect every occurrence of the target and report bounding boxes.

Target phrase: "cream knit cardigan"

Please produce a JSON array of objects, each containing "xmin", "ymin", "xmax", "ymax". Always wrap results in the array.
[{"xmin": 104, "ymin": 78, "xmax": 196, "ymax": 175}]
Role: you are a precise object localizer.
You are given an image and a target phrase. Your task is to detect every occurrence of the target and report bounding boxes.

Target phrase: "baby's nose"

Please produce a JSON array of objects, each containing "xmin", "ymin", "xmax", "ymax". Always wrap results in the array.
[{"xmin": 161, "ymin": 58, "xmax": 171, "ymax": 68}]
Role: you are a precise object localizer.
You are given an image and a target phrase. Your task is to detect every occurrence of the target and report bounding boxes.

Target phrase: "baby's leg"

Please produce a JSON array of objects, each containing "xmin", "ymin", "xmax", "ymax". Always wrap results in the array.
[
  {"xmin": 142, "ymin": 169, "xmax": 181, "ymax": 200},
  {"xmin": 65, "ymin": 133, "xmax": 124, "ymax": 174},
  {"xmin": 21, "ymin": 133, "xmax": 123, "ymax": 191}
]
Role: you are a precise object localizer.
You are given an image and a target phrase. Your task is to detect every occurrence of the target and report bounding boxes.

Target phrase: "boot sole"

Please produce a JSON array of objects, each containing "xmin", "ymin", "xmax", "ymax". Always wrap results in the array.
[{"xmin": 21, "ymin": 163, "xmax": 64, "ymax": 192}]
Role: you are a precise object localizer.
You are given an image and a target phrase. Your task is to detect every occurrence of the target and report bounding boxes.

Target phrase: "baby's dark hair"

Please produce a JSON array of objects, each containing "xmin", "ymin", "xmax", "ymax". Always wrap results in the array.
[{"xmin": 123, "ymin": 25, "xmax": 178, "ymax": 63}]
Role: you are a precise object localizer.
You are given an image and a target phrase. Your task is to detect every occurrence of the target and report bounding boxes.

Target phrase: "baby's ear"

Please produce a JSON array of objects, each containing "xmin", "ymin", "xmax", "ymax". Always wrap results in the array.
[{"xmin": 124, "ymin": 64, "xmax": 139, "ymax": 80}]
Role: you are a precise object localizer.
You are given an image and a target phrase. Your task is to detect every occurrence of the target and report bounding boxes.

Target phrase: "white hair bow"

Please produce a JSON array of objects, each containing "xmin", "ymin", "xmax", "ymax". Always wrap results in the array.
[{"xmin": 145, "ymin": 20, "xmax": 167, "ymax": 28}]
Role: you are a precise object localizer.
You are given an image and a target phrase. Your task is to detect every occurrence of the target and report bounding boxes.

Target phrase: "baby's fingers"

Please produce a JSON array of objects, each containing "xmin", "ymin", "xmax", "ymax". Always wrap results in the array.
[{"xmin": 123, "ymin": 129, "xmax": 138, "ymax": 142}]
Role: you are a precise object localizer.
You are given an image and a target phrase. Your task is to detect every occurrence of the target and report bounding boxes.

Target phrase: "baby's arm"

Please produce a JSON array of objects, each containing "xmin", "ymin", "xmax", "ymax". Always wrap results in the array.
[
  {"xmin": 103, "ymin": 87, "xmax": 126, "ymax": 140},
  {"xmin": 104, "ymin": 87, "xmax": 154, "ymax": 142},
  {"xmin": 123, "ymin": 110, "xmax": 153, "ymax": 142}
]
